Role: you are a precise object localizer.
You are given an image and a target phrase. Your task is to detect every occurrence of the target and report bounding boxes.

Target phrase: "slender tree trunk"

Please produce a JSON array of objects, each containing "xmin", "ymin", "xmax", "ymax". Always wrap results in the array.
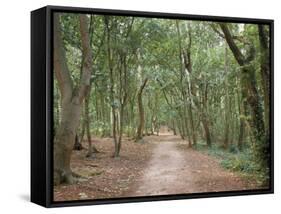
[
  {"xmin": 105, "ymin": 17, "xmax": 118, "ymax": 153},
  {"xmin": 136, "ymin": 78, "xmax": 148, "ymax": 141},
  {"xmin": 201, "ymin": 84, "xmax": 212, "ymax": 147},
  {"xmin": 151, "ymin": 116, "xmax": 155, "ymax": 134},
  {"xmin": 180, "ymin": 116, "xmax": 186, "ymax": 139},
  {"xmin": 73, "ymin": 133, "xmax": 83, "ymax": 150},
  {"xmin": 237, "ymin": 84, "xmax": 248, "ymax": 151},
  {"xmin": 187, "ymin": 83, "xmax": 197, "ymax": 145},
  {"xmin": 115, "ymin": 105, "xmax": 124, "ymax": 157},
  {"xmin": 85, "ymin": 93, "xmax": 99, "ymax": 158},
  {"xmin": 178, "ymin": 119, "xmax": 184, "ymax": 140},
  {"xmin": 223, "ymin": 43, "xmax": 230, "ymax": 149},
  {"xmin": 176, "ymin": 20, "xmax": 198, "ymax": 146},
  {"xmin": 172, "ymin": 120, "xmax": 177, "ymax": 135},
  {"xmin": 223, "ymin": 116, "xmax": 230, "ymax": 149},
  {"xmin": 183, "ymin": 106, "xmax": 192, "ymax": 147},
  {"xmin": 202, "ymin": 114, "xmax": 212, "ymax": 147},
  {"xmin": 238, "ymin": 110, "xmax": 245, "ymax": 151},
  {"xmin": 113, "ymin": 52, "xmax": 129, "ymax": 157}
]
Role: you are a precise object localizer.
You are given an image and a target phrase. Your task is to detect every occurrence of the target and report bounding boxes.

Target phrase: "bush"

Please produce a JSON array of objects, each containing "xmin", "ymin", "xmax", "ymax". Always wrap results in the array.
[
  {"xmin": 221, "ymin": 152, "xmax": 257, "ymax": 173},
  {"xmin": 228, "ymin": 144, "xmax": 239, "ymax": 154},
  {"xmin": 195, "ymin": 141, "xmax": 269, "ymax": 186}
]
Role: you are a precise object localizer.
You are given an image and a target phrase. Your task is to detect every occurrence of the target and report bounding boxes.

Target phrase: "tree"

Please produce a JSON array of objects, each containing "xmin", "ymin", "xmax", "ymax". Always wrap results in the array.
[
  {"xmin": 84, "ymin": 87, "xmax": 99, "ymax": 158},
  {"xmin": 73, "ymin": 134, "xmax": 83, "ymax": 150},
  {"xmin": 258, "ymin": 25, "xmax": 270, "ymax": 137},
  {"xmin": 53, "ymin": 14, "xmax": 93, "ymax": 185},
  {"xmin": 136, "ymin": 77, "xmax": 149, "ymax": 141},
  {"xmin": 52, "ymin": 16, "xmax": 271, "ymax": 187},
  {"xmin": 220, "ymin": 23, "xmax": 268, "ymax": 169}
]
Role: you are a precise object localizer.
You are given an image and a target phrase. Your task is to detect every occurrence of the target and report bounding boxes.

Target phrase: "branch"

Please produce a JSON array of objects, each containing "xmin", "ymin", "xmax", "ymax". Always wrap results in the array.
[
  {"xmin": 139, "ymin": 78, "xmax": 149, "ymax": 94},
  {"xmin": 210, "ymin": 23, "xmax": 225, "ymax": 38},
  {"xmin": 212, "ymin": 23, "xmax": 250, "ymax": 44},
  {"xmin": 53, "ymin": 13, "xmax": 73, "ymax": 100},
  {"xmin": 219, "ymin": 23, "xmax": 246, "ymax": 66},
  {"xmin": 77, "ymin": 15, "xmax": 93, "ymax": 103},
  {"xmin": 156, "ymin": 79, "xmax": 172, "ymax": 107}
]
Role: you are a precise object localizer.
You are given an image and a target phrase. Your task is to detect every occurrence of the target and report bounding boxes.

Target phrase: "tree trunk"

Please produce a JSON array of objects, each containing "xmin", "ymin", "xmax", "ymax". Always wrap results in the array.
[
  {"xmin": 54, "ymin": 102, "xmax": 82, "ymax": 185},
  {"xmin": 237, "ymin": 83, "xmax": 247, "ymax": 151},
  {"xmin": 176, "ymin": 20, "xmax": 197, "ymax": 146},
  {"xmin": 187, "ymin": 84, "xmax": 197, "ymax": 145},
  {"xmin": 114, "ymin": 53, "xmax": 128, "ymax": 157},
  {"xmin": 53, "ymin": 14, "xmax": 93, "ymax": 185},
  {"xmin": 183, "ymin": 106, "xmax": 192, "ymax": 147},
  {"xmin": 115, "ymin": 105, "xmax": 124, "ymax": 157},
  {"xmin": 238, "ymin": 115, "xmax": 245, "ymax": 151},
  {"xmin": 79, "ymin": 112, "xmax": 86, "ymax": 143},
  {"xmin": 201, "ymin": 82, "xmax": 212, "ymax": 147},
  {"xmin": 220, "ymin": 23, "xmax": 265, "ymax": 139},
  {"xmin": 202, "ymin": 114, "xmax": 212, "ymax": 147},
  {"xmin": 223, "ymin": 117, "xmax": 230, "ymax": 149},
  {"xmin": 172, "ymin": 120, "xmax": 177, "ymax": 135},
  {"xmin": 223, "ymin": 43, "xmax": 230, "ymax": 149},
  {"xmin": 258, "ymin": 25, "xmax": 270, "ymax": 136},
  {"xmin": 73, "ymin": 134, "xmax": 83, "ymax": 150},
  {"xmin": 105, "ymin": 17, "xmax": 118, "ymax": 153},
  {"xmin": 220, "ymin": 23, "xmax": 267, "ymax": 168},
  {"xmin": 136, "ymin": 78, "xmax": 148, "ymax": 141},
  {"xmin": 85, "ymin": 94, "xmax": 98, "ymax": 158}
]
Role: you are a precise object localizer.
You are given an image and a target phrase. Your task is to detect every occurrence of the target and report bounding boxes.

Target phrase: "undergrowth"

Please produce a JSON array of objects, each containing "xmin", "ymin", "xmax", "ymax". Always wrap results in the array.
[{"xmin": 194, "ymin": 141, "xmax": 269, "ymax": 186}]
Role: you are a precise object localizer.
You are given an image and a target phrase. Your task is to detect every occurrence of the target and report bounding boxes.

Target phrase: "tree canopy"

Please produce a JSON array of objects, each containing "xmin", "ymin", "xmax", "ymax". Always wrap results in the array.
[{"xmin": 53, "ymin": 13, "xmax": 271, "ymax": 187}]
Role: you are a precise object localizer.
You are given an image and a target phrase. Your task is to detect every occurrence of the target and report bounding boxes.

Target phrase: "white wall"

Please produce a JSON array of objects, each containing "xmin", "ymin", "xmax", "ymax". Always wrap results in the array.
[{"xmin": 0, "ymin": 0, "xmax": 279, "ymax": 212}]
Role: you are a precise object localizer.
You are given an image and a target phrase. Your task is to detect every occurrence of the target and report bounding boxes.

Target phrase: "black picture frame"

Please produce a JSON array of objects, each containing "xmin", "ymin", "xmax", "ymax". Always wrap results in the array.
[{"xmin": 31, "ymin": 5, "xmax": 274, "ymax": 208}]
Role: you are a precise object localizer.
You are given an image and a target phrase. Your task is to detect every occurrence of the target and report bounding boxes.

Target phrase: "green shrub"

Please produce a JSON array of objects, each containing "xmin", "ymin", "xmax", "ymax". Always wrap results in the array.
[{"xmin": 195, "ymin": 141, "xmax": 269, "ymax": 186}]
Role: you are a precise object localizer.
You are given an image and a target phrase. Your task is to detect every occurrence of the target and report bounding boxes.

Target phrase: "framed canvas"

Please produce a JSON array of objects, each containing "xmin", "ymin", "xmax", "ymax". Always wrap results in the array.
[{"xmin": 31, "ymin": 5, "xmax": 274, "ymax": 207}]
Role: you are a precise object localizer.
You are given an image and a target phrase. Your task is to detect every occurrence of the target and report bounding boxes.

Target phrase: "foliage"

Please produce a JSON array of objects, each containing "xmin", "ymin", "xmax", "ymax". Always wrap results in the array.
[
  {"xmin": 53, "ymin": 13, "xmax": 271, "ymax": 186},
  {"xmin": 194, "ymin": 140, "xmax": 269, "ymax": 185}
]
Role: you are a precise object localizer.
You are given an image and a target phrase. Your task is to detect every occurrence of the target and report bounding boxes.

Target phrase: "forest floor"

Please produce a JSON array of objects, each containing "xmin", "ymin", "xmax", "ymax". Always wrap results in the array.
[{"xmin": 54, "ymin": 132, "xmax": 261, "ymax": 201}]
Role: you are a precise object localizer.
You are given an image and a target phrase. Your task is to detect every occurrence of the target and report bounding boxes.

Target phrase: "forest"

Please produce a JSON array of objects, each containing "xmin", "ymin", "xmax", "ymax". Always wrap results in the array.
[{"xmin": 53, "ymin": 13, "xmax": 270, "ymax": 201}]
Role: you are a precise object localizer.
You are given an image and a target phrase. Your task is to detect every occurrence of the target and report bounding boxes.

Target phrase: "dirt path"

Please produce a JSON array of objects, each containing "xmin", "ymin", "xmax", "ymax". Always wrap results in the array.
[
  {"xmin": 54, "ymin": 133, "xmax": 259, "ymax": 201},
  {"xmin": 129, "ymin": 134, "xmax": 257, "ymax": 196}
]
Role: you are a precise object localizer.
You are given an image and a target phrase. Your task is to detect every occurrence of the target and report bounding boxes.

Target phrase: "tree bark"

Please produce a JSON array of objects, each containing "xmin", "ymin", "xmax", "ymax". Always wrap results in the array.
[
  {"xmin": 220, "ymin": 23, "xmax": 267, "ymax": 165},
  {"xmin": 258, "ymin": 25, "xmax": 270, "ymax": 136},
  {"xmin": 201, "ymin": 83, "xmax": 212, "ymax": 147},
  {"xmin": 85, "ymin": 92, "xmax": 98, "ymax": 158},
  {"xmin": 115, "ymin": 53, "xmax": 128, "ymax": 157},
  {"xmin": 223, "ymin": 43, "xmax": 230, "ymax": 149},
  {"xmin": 202, "ymin": 116, "xmax": 212, "ymax": 147},
  {"xmin": 73, "ymin": 134, "xmax": 83, "ymax": 150},
  {"xmin": 136, "ymin": 78, "xmax": 148, "ymax": 141},
  {"xmin": 176, "ymin": 20, "xmax": 197, "ymax": 146},
  {"xmin": 237, "ymin": 79, "xmax": 248, "ymax": 151},
  {"xmin": 172, "ymin": 120, "xmax": 177, "ymax": 135},
  {"xmin": 53, "ymin": 14, "xmax": 93, "ymax": 185},
  {"xmin": 105, "ymin": 17, "xmax": 118, "ymax": 154},
  {"xmin": 238, "ymin": 104, "xmax": 245, "ymax": 151}
]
